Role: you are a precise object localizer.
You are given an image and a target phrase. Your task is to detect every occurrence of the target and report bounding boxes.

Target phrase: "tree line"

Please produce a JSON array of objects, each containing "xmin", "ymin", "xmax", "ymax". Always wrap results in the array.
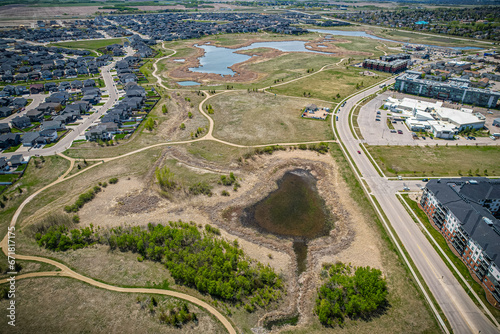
[{"xmin": 34, "ymin": 220, "xmax": 284, "ymax": 311}]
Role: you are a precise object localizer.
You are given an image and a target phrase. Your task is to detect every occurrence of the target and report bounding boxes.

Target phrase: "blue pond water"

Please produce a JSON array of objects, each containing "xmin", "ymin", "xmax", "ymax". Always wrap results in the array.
[
  {"xmin": 188, "ymin": 40, "xmax": 332, "ymax": 76},
  {"xmin": 309, "ymin": 28, "xmax": 483, "ymax": 51},
  {"xmin": 187, "ymin": 30, "xmax": 483, "ymax": 77},
  {"xmin": 177, "ymin": 81, "xmax": 201, "ymax": 86}
]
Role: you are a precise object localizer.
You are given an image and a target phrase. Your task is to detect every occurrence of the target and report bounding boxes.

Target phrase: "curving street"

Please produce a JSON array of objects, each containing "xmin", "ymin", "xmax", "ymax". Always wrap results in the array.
[{"xmin": 334, "ymin": 80, "xmax": 500, "ymax": 334}]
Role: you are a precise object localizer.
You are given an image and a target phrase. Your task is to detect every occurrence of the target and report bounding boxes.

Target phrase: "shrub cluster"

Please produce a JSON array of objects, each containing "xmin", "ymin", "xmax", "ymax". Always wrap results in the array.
[
  {"xmin": 64, "ymin": 186, "xmax": 101, "ymax": 213},
  {"xmin": 35, "ymin": 225, "xmax": 97, "ymax": 252},
  {"xmin": 315, "ymin": 262, "xmax": 388, "ymax": 327},
  {"xmin": 218, "ymin": 172, "xmax": 240, "ymax": 191},
  {"xmin": 189, "ymin": 182, "xmax": 213, "ymax": 196}
]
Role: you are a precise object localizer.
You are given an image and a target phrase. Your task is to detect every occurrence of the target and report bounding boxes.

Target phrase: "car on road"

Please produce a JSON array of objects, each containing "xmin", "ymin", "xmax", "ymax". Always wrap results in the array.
[
  {"xmin": 397, "ymin": 130, "xmax": 403, "ymax": 134},
  {"xmin": 422, "ymin": 178, "xmax": 429, "ymax": 182}
]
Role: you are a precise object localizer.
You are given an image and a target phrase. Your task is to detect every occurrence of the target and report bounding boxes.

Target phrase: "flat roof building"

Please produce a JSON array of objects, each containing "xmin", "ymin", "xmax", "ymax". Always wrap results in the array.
[
  {"xmin": 394, "ymin": 71, "xmax": 500, "ymax": 108},
  {"xmin": 385, "ymin": 97, "xmax": 485, "ymax": 138}
]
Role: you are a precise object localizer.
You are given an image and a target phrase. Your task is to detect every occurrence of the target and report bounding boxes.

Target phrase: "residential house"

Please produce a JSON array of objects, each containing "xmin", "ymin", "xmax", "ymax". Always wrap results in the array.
[
  {"xmin": 85, "ymin": 124, "xmax": 111, "ymax": 141},
  {"xmin": 0, "ymin": 133, "xmax": 20, "ymax": 148},
  {"xmin": 39, "ymin": 129, "xmax": 58, "ymax": 142},
  {"xmin": 83, "ymin": 79, "xmax": 96, "ymax": 87},
  {"xmin": 25, "ymin": 109, "xmax": 44, "ymax": 122},
  {"xmin": 8, "ymin": 154, "xmax": 23, "ymax": 167},
  {"xmin": 0, "ymin": 157, "xmax": 8, "ymax": 171},
  {"xmin": 0, "ymin": 106, "xmax": 12, "ymax": 117},
  {"xmin": 12, "ymin": 97, "xmax": 27, "ymax": 109},
  {"xmin": 0, "ymin": 123, "xmax": 10, "ymax": 133},
  {"xmin": 21, "ymin": 132, "xmax": 40, "ymax": 146},
  {"xmin": 30, "ymin": 83, "xmax": 44, "ymax": 94},
  {"xmin": 11, "ymin": 115, "xmax": 31, "ymax": 129},
  {"xmin": 41, "ymin": 120, "xmax": 63, "ymax": 131},
  {"xmin": 70, "ymin": 80, "xmax": 82, "ymax": 89}
]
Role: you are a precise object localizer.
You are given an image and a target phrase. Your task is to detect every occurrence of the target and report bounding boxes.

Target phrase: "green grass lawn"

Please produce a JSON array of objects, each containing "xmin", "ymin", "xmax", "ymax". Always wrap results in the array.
[
  {"xmin": 0, "ymin": 174, "xmax": 19, "ymax": 183},
  {"xmin": 49, "ymin": 38, "xmax": 125, "ymax": 51},
  {"xmin": 366, "ymin": 145, "xmax": 500, "ymax": 177},
  {"xmin": 208, "ymin": 92, "xmax": 334, "ymax": 145},
  {"xmin": 269, "ymin": 67, "xmax": 391, "ymax": 102},
  {"xmin": 3, "ymin": 143, "xmax": 21, "ymax": 153}
]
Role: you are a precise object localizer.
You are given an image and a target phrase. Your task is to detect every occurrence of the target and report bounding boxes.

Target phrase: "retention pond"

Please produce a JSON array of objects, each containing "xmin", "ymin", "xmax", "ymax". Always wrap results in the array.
[{"xmin": 243, "ymin": 169, "xmax": 333, "ymax": 274}]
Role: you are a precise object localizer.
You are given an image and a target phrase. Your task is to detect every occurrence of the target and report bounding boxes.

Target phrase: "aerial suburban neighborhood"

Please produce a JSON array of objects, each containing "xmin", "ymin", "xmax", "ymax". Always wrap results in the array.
[{"xmin": 0, "ymin": 1, "xmax": 499, "ymax": 333}]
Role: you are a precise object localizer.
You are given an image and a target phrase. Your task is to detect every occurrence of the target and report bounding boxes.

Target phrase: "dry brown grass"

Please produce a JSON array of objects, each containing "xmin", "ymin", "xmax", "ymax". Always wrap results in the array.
[
  {"xmin": 0, "ymin": 277, "xmax": 226, "ymax": 334},
  {"xmin": 208, "ymin": 92, "xmax": 334, "ymax": 145}
]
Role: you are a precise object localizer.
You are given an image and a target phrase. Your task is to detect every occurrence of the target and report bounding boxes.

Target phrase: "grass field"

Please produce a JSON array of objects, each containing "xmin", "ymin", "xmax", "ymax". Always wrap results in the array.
[
  {"xmin": 184, "ymin": 141, "xmax": 249, "ymax": 164},
  {"xmin": 18, "ymin": 148, "xmax": 164, "ymax": 225},
  {"xmin": 49, "ymin": 38, "xmax": 125, "ymax": 51},
  {"xmin": 0, "ymin": 156, "xmax": 70, "ymax": 239},
  {"xmin": 269, "ymin": 67, "xmax": 391, "ymax": 102},
  {"xmin": 158, "ymin": 32, "xmax": 388, "ymax": 90},
  {"xmin": 292, "ymin": 144, "xmax": 441, "ymax": 334},
  {"xmin": 208, "ymin": 92, "xmax": 334, "ymax": 145},
  {"xmin": 0, "ymin": 277, "xmax": 225, "ymax": 334},
  {"xmin": 401, "ymin": 194, "xmax": 500, "ymax": 323},
  {"xmin": 372, "ymin": 28, "xmax": 489, "ymax": 48},
  {"xmin": 366, "ymin": 145, "xmax": 500, "ymax": 177}
]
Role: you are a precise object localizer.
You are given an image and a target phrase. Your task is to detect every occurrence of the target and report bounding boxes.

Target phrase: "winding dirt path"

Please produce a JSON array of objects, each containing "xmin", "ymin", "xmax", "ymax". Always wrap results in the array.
[
  {"xmin": 0, "ymin": 44, "xmax": 352, "ymax": 333},
  {"xmin": 0, "ymin": 264, "xmax": 236, "ymax": 334}
]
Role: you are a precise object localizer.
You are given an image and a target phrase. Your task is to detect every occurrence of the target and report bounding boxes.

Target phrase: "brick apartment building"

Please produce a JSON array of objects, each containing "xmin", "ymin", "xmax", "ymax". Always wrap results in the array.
[
  {"xmin": 362, "ymin": 53, "xmax": 410, "ymax": 73},
  {"xmin": 420, "ymin": 177, "xmax": 500, "ymax": 308}
]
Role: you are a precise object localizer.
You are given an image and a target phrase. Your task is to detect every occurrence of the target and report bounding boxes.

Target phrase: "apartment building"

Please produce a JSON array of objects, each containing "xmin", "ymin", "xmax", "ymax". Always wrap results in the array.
[
  {"xmin": 394, "ymin": 71, "xmax": 500, "ymax": 108},
  {"xmin": 362, "ymin": 54, "xmax": 410, "ymax": 73},
  {"xmin": 420, "ymin": 178, "xmax": 500, "ymax": 307}
]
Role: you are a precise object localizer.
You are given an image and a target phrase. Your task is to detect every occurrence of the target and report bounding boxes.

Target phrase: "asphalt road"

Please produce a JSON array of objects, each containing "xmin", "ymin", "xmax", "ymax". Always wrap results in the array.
[
  {"xmin": 0, "ymin": 93, "xmax": 45, "ymax": 124},
  {"xmin": 1, "ymin": 47, "xmax": 135, "ymax": 159},
  {"xmin": 335, "ymin": 80, "xmax": 500, "ymax": 334}
]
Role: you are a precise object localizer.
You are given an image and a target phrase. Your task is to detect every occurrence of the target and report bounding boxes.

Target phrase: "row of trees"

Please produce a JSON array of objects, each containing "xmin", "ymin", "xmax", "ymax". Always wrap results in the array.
[
  {"xmin": 64, "ymin": 185, "xmax": 102, "ymax": 213},
  {"xmin": 34, "ymin": 221, "xmax": 284, "ymax": 310},
  {"xmin": 315, "ymin": 262, "xmax": 388, "ymax": 327}
]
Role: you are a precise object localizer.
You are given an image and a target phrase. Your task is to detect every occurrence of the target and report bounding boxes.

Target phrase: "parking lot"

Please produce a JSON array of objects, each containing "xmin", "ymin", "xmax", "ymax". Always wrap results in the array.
[{"xmin": 357, "ymin": 92, "xmax": 500, "ymax": 146}]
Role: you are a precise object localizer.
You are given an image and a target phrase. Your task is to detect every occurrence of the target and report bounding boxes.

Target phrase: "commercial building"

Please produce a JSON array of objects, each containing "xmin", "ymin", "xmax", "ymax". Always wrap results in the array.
[
  {"xmin": 394, "ymin": 71, "xmax": 500, "ymax": 108},
  {"xmin": 362, "ymin": 54, "xmax": 410, "ymax": 74},
  {"xmin": 420, "ymin": 178, "xmax": 500, "ymax": 307},
  {"xmin": 384, "ymin": 97, "xmax": 485, "ymax": 138}
]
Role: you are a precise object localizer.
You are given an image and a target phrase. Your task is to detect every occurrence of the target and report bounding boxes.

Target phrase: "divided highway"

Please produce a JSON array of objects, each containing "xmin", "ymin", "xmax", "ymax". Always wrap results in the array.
[{"xmin": 334, "ymin": 80, "xmax": 500, "ymax": 334}]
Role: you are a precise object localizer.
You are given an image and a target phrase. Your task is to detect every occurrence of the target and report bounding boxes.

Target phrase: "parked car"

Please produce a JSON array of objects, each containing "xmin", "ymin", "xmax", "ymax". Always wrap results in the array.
[
  {"xmin": 390, "ymin": 130, "xmax": 397, "ymax": 133},
  {"xmin": 357, "ymin": 150, "xmax": 361, "ymax": 154},
  {"xmin": 397, "ymin": 130, "xmax": 403, "ymax": 134}
]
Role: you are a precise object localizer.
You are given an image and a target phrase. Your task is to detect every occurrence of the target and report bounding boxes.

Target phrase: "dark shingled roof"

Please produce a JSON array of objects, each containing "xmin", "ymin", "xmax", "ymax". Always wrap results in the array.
[{"xmin": 426, "ymin": 177, "xmax": 500, "ymax": 267}]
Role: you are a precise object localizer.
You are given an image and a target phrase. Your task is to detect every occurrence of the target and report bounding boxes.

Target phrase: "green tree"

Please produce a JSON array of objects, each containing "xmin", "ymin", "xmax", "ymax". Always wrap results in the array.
[
  {"xmin": 155, "ymin": 166, "xmax": 176, "ymax": 190},
  {"xmin": 144, "ymin": 117, "xmax": 155, "ymax": 131}
]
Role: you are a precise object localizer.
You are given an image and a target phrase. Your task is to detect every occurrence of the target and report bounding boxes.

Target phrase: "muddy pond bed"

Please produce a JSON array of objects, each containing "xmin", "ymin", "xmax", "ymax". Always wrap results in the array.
[{"xmin": 241, "ymin": 169, "xmax": 334, "ymax": 274}]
